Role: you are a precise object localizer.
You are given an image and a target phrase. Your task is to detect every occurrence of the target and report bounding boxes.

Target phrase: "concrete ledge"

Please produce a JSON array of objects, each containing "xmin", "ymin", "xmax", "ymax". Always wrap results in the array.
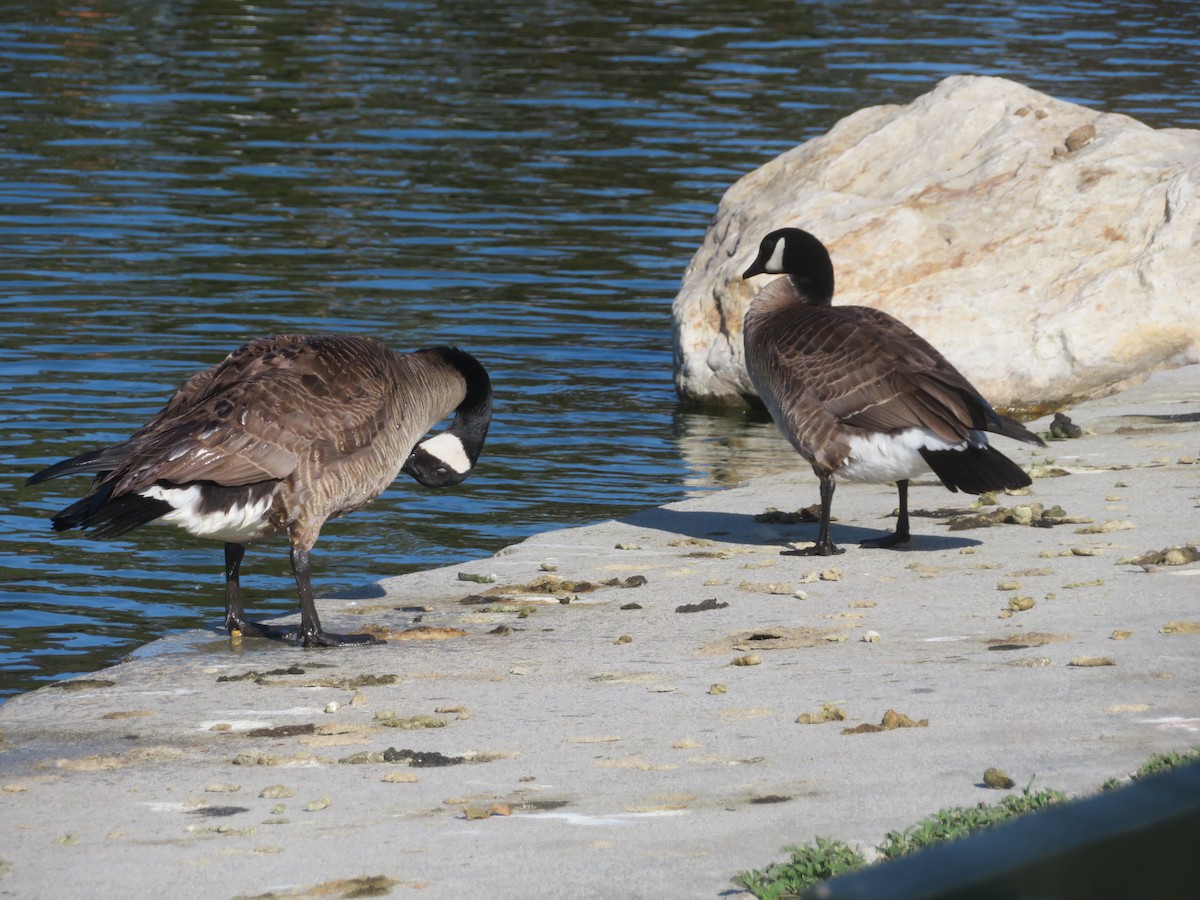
[{"xmin": 1, "ymin": 366, "xmax": 1197, "ymax": 898}]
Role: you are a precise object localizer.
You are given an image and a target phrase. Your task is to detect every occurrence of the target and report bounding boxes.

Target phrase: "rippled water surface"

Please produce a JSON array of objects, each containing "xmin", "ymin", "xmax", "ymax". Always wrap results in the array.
[{"xmin": 3, "ymin": 0, "xmax": 1198, "ymax": 698}]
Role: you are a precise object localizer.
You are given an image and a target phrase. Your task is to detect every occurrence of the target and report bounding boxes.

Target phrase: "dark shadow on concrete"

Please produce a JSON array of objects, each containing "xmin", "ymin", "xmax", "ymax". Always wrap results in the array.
[
  {"xmin": 336, "ymin": 582, "xmax": 388, "ymax": 600},
  {"xmin": 623, "ymin": 506, "xmax": 981, "ymax": 553},
  {"xmin": 1114, "ymin": 411, "xmax": 1200, "ymax": 425}
]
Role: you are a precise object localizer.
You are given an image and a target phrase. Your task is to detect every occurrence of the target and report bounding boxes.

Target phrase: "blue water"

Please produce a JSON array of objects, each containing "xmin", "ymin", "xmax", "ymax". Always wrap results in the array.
[{"xmin": 3, "ymin": 0, "xmax": 1199, "ymax": 699}]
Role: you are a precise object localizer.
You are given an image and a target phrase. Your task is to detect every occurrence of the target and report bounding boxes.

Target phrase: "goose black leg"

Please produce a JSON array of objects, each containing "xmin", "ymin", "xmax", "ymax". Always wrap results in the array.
[
  {"xmin": 291, "ymin": 545, "xmax": 384, "ymax": 648},
  {"xmin": 223, "ymin": 542, "xmax": 298, "ymax": 641},
  {"xmin": 861, "ymin": 479, "xmax": 912, "ymax": 549},
  {"xmin": 784, "ymin": 476, "xmax": 844, "ymax": 557},
  {"xmin": 223, "ymin": 542, "xmax": 244, "ymax": 630}
]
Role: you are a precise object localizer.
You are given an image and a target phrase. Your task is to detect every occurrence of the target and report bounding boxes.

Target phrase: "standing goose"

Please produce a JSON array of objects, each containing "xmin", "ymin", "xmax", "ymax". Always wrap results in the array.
[
  {"xmin": 26, "ymin": 335, "xmax": 492, "ymax": 647},
  {"xmin": 742, "ymin": 227, "xmax": 1044, "ymax": 556}
]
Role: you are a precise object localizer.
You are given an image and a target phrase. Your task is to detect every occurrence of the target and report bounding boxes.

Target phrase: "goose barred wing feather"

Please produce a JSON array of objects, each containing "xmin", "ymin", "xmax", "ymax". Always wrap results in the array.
[
  {"xmin": 822, "ymin": 308, "xmax": 1043, "ymax": 447},
  {"xmin": 107, "ymin": 335, "xmax": 409, "ymax": 496},
  {"xmin": 109, "ymin": 382, "xmax": 302, "ymax": 494},
  {"xmin": 757, "ymin": 304, "xmax": 1008, "ymax": 445},
  {"xmin": 133, "ymin": 335, "xmax": 304, "ymax": 435}
]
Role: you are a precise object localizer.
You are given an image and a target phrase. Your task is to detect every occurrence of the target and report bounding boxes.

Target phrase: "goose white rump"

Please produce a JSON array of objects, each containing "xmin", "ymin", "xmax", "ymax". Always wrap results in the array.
[
  {"xmin": 837, "ymin": 428, "xmax": 982, "ymax": 484},
  {"xmin": 138, "ymin": 484, "xmax": 274, "ymax": 544}
]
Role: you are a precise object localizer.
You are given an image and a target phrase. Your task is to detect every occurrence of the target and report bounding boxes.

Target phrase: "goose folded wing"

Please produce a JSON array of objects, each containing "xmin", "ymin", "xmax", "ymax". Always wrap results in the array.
[
  {"xmin": 109, "ymin": 374, "xmax": 320, "ymax": 493},
  {"xmin": 133, "ymin": 335, "xmax": 312, "ymax": 435},
  {"xmin": 111, "ymin": 337, "xmax": 407, "ymax": 497},
  {"xmin": 828, "ymin": 370, "xmax": 981, "ymax": 443},
  {"xmin": 807, "ymin": 326, "xmax": 981, "ymax": 445},
  {"xmin": 111, "ymin": 422, "xmax": 299, "ymax": 495},
  {"xmin": 116, "ymin": 354, "xmax": 402, "ymax": 492}
]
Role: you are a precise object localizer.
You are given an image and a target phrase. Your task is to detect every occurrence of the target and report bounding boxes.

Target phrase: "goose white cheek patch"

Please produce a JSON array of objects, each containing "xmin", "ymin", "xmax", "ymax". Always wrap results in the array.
[
  {"xmin": 420, "ymin": 432, "xmax": 471, "ymax": 474},
  {"xmin": 762, "ymin": 238, "xmax": 786, "ymax": 273}
]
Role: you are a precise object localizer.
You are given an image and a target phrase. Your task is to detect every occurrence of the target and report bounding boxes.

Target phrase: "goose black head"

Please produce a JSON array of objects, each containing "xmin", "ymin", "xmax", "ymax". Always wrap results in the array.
[
  {"xmin": 402, "ymin": 432, "xmax": 474, "ymax": 487},
  {"xmin": 743, "ymin": 227, "xmax": 835, "ymax": 304},
  {"xmin": 401, "ymin": 346, "xmax": 493, "ymax": 488}
]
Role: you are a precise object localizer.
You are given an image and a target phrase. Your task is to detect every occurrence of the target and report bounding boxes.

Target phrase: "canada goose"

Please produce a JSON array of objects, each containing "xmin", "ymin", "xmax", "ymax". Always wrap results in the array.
[
  {"xmin": 26, "ymin": 335, "xmax": 492, "ymax": 647},
  {"xmin": 742, "ymin": 227, "xmax": 1044, "ymax": 555}
]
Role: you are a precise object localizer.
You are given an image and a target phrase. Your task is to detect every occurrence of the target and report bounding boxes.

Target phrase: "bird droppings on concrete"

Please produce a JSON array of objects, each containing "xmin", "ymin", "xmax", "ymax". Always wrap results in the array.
[
  {"xmin": 729, "ymin": 654, "xmax": 762, "ymax": 667},
  {"xmin": 842, "ymin": 710, "xmax": 929, "ymax": 734},
  {"xmin": 1160, "ymin": 621, "xmax": 1200, "ymax": 635},
  {"xmin": 360, "ymin": 625, "xmax": 467, "ymax": 641},
  {"xmin": 373, "ymin": 711, "xmax": 446, "ymax": 730},
  {"xmin": 983, "ymin": 767, "xmax": 1016, "ymax": 789},
  {"xmin": 1129, "ymin": 545, "xmax": 1200, "ymax": 567},
  {"xmin": 795, "ymin": 703, "xmax": 847, "ymax": 725},
  {"xmin": 675, "ymin": 597, "xmax": 728, "ymax": 613}
]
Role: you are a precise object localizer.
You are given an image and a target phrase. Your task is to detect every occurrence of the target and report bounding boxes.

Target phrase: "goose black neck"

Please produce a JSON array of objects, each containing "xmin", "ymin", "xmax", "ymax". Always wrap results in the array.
[
  {"xmin": 787, "ymin": 268, "xmax": 835, "ymax": 306},
  {"xmin": 431, "ymin": 345, "xmax": 493, "ymax": 462}
]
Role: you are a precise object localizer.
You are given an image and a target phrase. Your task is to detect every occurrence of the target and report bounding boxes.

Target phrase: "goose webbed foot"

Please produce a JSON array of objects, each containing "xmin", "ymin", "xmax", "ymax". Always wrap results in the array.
[
  {"xmin": 288, "ymin": 545, "xmax": 386, "ymax": 647},
  {"xmin": 860, "ymin": 481, "xmax": 912, "ymax": 550},
  {"xmin": 300, "ymin": 628, "xmax": 386, "ymax": 649},
  {"xmin": 860, "ymin": 530, "xmax": 911, "ymax": 550},
  {"xmin": 780, "ymin": 477, "xmax": 844, "ymax": 556},
  {"xmin": 225, "ymin": 615, "xmax": 300, "ymax": 643},
  {"xmin": 783, "ymin": 539, "xmax": 845, "ymax": 557}
]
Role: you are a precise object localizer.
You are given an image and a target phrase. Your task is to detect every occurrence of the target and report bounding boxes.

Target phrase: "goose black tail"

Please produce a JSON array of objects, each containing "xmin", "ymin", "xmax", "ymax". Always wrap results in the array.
[
  {"xmin": 919, "ymin": 445, "xmax": 1032, "ymax": 495},
  {"xmin": 51, "ymin": 487, "xmax": 170, "ymax": 538},
  {"xmin": 26, "ymin": 447, "xmax": 115, "ymax": 486},
  {"xmin": 986, "ymin": 410, "xmax": 1047, "ymax": 447}
]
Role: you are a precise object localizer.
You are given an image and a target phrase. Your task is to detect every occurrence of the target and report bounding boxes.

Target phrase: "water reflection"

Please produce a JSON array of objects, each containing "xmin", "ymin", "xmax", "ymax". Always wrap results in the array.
[
  {"xmin": 672, "ymin": 408, "xmax": 803, "ymax": 491},
  {"xmin": 3, "ymin": 0, "xmax": 1199, "ymax": 698}
]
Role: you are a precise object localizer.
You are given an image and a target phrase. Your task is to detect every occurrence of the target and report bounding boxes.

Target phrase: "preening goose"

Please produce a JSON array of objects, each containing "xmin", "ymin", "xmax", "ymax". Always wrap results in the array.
[
  {"xmin": 27, "ymin": 335, "xmax": 493, "ymax": 647},
  {"xmin": 742, "ymin": 227, "xmax": 1044, "ymax": 555}
]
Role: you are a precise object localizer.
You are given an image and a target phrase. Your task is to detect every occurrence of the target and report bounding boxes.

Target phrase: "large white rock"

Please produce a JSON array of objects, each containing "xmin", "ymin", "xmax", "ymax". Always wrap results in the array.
[{"xmin": 672, "ymin": 75, "xmax": 1200, "ymax": 410}]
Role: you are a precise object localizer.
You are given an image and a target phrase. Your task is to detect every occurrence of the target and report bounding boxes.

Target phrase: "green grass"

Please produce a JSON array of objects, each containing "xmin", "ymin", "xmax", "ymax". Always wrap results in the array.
[
  {"xmin": 876, "ymin": 786, "xmax": 1066, "ymax": 860},
  {"xmin": 1133, "ymin": 748, "xmax": 1200, "ymax": 779},
  {"xmin": 1102, "ymin": 747, "xmax": 1200, "ymax": 791},
  {"xmin": 734, "ymin": 838, "xmax": 868, "ymax": 899},
  {"xmin": 736, "ymin": 748, "xmax": 1200, "ymax": 899}
]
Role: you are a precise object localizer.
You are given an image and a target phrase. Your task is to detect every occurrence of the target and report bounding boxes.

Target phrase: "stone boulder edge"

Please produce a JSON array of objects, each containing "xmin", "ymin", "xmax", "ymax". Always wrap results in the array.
[{"xmin": 672, "ymin": 74, "xmax": 1200, "ymax": 410}]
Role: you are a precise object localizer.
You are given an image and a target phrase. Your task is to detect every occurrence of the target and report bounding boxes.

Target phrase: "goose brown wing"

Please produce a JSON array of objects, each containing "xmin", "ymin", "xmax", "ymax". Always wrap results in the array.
[
  {"xmin": 110, "ymin": 376, "xmax": 304, "ymax": 494},
  {"xmin": 109, "ymin": 336, "xmax": 399, "ymax": 495},
  {"xmin": 136, "ymin": 334, "xmax": 311, "ymax": 432},
  {"xmin": 768, "ymin": 309, "xmax": 984, "ymax": 446}
]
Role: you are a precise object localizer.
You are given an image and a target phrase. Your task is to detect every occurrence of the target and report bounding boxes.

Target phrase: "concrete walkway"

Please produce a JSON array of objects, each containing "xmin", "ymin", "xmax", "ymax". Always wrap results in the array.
[{"xmin": 2, "ymin": 367, "xmax": 1198, "ymax": 899}]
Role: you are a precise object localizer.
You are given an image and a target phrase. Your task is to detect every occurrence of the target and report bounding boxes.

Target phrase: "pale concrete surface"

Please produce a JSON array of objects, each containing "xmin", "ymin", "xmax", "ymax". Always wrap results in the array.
[{"xmin": 1, "ymin": 367, "xmax": 1198, "ymax": 899}]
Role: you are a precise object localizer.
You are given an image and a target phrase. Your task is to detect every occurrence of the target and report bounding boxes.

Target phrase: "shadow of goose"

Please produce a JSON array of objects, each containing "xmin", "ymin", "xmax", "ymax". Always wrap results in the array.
[{"xmin": 622, "ymin": 505, "xmax": 982, "ymax": 553}]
